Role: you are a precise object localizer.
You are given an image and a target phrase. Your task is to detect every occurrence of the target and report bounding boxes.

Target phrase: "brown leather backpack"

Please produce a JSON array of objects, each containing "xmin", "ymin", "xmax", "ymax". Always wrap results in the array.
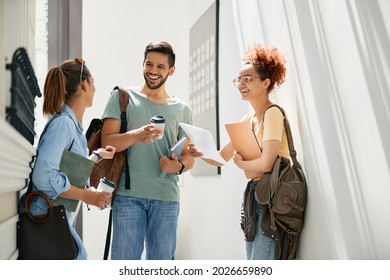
[
  {"xmin": 255, "ymin": 105, "xmax": 307, "ymax": 259},
  {"xmin": 86, "ymin": 86, "xmax": 129, "ymax": 189}
]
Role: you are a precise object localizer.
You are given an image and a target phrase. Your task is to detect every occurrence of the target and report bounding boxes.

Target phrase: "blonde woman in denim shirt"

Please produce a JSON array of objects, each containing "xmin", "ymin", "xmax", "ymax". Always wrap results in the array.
[{"xmin": 28, "ymin": 58, "xmax": 116, "ymax": 259}]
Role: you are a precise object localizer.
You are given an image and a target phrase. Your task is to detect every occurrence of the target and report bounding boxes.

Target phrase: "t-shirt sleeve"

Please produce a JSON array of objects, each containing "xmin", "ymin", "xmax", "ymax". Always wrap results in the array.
[
  {"xmin": 101, "ymin": 89, "xmax": 121, "ymax": 120},
  {"xmin": 263, "ymin": 107, "xmax": 284, "ymax": 142}
]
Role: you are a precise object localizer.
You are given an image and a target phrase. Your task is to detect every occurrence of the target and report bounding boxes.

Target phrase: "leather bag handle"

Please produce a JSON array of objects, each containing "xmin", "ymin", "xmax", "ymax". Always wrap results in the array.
[
  {"xmin": 265, "ymin": 105, "xmax": 302, "ymax": 169},
  {"xmin": 23, "ymin": 191, "xmax": 55, "ymax": 223}
]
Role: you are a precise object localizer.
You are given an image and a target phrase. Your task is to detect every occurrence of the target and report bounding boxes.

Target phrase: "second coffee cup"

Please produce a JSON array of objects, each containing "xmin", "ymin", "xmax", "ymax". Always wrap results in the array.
[{"xmin": 97, "ymin": 177, "xmax": 117, "ymax": 209}]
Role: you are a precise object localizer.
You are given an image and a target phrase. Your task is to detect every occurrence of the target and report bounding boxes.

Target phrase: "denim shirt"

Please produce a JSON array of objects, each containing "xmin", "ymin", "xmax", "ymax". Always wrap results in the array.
[{"xmin": 30, "ymin": 104, "xmax": 89, "ymax": 214}]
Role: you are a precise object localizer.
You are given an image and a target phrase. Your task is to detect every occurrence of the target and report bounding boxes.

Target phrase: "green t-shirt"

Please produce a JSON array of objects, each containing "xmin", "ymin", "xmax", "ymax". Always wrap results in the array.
[{"xmin": 102, "ymin": 88, "xmax": 193, "ymax": 202}]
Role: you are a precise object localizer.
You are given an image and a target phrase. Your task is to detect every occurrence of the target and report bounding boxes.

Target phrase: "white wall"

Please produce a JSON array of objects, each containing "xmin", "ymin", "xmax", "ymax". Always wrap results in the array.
[
  {"xmin": 82, "ymin": 0, "xmax": 191, "ymax": 121},
  {"xmin": 0, "ymin": 0, "xmax": 37, "ymax": 260},
  {"xmin": 0, "ymin": 0, "xmax": 5, "ymax": 117},
  {"xmin": 177, "ymin": 0, "xmax": 249, "ymax": 260}
]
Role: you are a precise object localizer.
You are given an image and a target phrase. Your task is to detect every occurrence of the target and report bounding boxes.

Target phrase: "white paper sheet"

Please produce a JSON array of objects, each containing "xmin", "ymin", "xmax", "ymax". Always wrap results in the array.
[{"xmin": 179, "ymin": 122, "xmax": 227, "ymax": 165}]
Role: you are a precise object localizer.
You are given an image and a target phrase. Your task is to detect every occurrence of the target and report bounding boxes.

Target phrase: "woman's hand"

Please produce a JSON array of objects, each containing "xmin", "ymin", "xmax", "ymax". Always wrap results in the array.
[
  {"xmin": 187, "ymin": 143, "xmax": 203, "ymax": 158},
  {"xmin": 84, "ymin": 189, "xmax": 112, "ymax": 209},
  {"xmin": 233, "ymin": 151, "xmax": 244, "ymax": 169},
  {"xmin": 95, "ymin": 145, "xmax": 116, "ymax": 160}
]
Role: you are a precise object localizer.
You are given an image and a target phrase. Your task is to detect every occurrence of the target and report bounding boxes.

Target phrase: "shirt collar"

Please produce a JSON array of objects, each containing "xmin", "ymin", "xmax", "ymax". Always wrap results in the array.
[{"xmin": 62, "ymin": 104, "xmax": 84, "ymax": 134}]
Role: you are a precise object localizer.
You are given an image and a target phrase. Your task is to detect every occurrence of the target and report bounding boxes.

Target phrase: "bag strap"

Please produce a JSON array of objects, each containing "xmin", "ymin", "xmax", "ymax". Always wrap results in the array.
[
  {"xmin": 22, "ymin": 191, "xmax": 58, "ymax": 225},
  {"xmin": 103, "ymin": 86, "xmax": 130, "ymax": 260},
  {"xmin": 261, "ymin": 105, "xmax": 301, "ymax": 231},
  {"xmin": 113, "ymin": 86, "xmax": 130, "ymax": 189},
  {"xmin": 103, "ymin": 208, "xmax": 113, "ymax": 260},
  {"xmin": 24, "ymin": 191, "xmax": 54, "ymax": 212},
  {"xmin": 116, "ymin": 86, "xmax": 129, "ymax": 133},
  {"xmin": 265, "ymin": 104, "xmax": 301, "ymax": 169},
  {"xmin": 27, "ymin": 114, "xmax": 69, "ymax": 194}
]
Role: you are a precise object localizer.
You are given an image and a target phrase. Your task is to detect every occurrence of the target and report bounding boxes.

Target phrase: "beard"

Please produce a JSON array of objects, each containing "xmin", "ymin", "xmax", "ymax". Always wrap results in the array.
[{"xmin": 144, "ymin": 73, "xmax": 169, "ymax": 90}]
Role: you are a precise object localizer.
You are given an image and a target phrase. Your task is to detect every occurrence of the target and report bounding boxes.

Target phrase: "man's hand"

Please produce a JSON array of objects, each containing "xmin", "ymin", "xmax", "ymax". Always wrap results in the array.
[
  {"xmin": 160, "ymin": 152, "xmax": 182, "ymax": 174},
  {"xmin": 133, "ymin": 124, "xmax": 160, "ymax": 144}
]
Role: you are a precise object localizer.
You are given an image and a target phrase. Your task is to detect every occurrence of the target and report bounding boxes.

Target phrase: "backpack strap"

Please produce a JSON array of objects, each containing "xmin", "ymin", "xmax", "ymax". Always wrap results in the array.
[
  {"xmin": 103, "ymin": 207, "xmax": 114, "ymax": 260},
  {"xmin": 115, "ymin": 86, "xmax": 129, "ymax": 134},
  {"xmin": 264, "ymin": 104, "xmax": 301, "ymax": 169},
  {"xmin": 113, "ymin": 86, "xmax": 130, "ymax": 189}
]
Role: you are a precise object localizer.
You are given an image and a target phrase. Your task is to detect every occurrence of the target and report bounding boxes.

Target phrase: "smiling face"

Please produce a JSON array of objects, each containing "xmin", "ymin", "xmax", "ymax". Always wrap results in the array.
[
  {"xmin": 143, "ymin": 52, "xmax": 175, "ymax": 90},
  {"xmin": 235, "ymin": 63, "xmax": 269, "ymax": 101}
]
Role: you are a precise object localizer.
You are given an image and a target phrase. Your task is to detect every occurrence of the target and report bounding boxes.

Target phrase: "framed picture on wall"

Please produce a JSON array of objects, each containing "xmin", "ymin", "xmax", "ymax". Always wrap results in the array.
[{"xmin": 189, "ymin": 0, "xmax": 220, "ymax": 176}]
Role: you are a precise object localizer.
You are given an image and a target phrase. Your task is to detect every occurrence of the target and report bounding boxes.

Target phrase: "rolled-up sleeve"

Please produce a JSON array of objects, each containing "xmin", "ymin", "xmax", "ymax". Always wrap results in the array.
[{"xmin": 32, "ymin": 116, "xmax": 75, "ymax": 199}]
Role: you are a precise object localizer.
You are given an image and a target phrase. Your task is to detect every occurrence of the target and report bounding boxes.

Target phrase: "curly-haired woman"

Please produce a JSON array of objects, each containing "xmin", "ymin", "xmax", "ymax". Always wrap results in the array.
[{"xmin": 188, "ymin": 44, "xmax": 288, "ymax": 260}]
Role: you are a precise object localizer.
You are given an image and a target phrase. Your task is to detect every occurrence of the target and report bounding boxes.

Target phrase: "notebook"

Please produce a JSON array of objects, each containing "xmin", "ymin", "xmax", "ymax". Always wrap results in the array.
[
  {"xmin": 224, "ymin": 121, "xmax": 261, "ymax": 161},
  {"xmin": 160, "ymin": 136, "xmax": 188, "ymax": 178},
  {"xmin": 53, "ymin": 150, "xmax": 95, "ymax": 212}
]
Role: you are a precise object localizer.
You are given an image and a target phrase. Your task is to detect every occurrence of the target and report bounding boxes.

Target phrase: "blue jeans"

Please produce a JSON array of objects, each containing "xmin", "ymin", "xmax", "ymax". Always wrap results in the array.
[
  {"xmin": 68, "ymin": 211, "xmax": 87, "ymax": 260},
  {"xmin": 111, "ymin": 195, "xmax": 179, "ymax": 260},
  {"xmin": 245, "ymin": 195, "xmax": 276, "ymax": 260}
]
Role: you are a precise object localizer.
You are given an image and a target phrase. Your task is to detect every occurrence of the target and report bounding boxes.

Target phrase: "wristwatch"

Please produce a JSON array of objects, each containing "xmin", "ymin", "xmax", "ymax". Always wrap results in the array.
[{"xmin": 177, "ymin": 161, "xmax": 185, "ymax": 175}]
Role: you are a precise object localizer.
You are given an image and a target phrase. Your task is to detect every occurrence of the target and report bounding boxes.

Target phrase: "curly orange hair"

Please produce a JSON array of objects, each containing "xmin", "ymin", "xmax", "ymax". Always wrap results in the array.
[{"xmin": 243, "ymin": 44, "xmax": 286, "ymax": 93}]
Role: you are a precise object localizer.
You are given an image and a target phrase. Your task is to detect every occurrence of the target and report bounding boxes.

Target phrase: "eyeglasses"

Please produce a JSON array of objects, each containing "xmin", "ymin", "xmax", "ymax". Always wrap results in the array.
[
  {"xmin": 74, "ymin": 58, "xmax": 85, "ymax": 84},
  {"xmin": 233, "ymin": 75, "xmax": 261, "ymax": 87}
]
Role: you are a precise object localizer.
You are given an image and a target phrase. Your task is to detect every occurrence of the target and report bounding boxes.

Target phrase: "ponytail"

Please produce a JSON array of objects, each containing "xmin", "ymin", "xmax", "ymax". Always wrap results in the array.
[{"xmin": 43, "ymin": 66, "xmax": 67, "ymax": 116}]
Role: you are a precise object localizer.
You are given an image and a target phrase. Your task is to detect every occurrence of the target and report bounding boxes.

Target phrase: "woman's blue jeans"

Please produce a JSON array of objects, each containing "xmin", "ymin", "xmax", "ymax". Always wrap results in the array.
[
  {"xmin": 245, "ymin": 194, "xmax": 276, "ymax": 260},
  {"xmin": 111, "ymin": 195, "xmax": 179, "ymax": 260}
]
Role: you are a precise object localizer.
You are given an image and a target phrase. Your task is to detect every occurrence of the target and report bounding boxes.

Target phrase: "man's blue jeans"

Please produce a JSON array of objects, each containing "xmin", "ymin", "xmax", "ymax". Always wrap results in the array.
[{"xmin": 111, "ymin": 195, "xmax": 179, "ymax": 260}]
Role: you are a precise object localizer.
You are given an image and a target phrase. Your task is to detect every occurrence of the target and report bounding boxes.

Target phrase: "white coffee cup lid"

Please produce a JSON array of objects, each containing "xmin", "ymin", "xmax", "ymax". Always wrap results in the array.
[{"xmin": 100, "ymin": 177, "xmax": 117, "ymax": 188}]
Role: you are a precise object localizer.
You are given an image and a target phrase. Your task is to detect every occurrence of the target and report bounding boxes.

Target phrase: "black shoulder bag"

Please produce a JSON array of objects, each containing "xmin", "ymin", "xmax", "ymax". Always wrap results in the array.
[{"xmin": 17, "ymin": 115, "xmax": 77, "ymax": 260}]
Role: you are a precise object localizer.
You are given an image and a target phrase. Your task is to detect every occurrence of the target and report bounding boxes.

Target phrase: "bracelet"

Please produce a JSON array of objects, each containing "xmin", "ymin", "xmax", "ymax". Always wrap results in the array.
[
  {"xmin": 177, "ymin": 161, "xmax": 185, "ymax": 175},
  {"xmin": 92, "ymin": 151, "xmax": 102, "ymax": 161}
]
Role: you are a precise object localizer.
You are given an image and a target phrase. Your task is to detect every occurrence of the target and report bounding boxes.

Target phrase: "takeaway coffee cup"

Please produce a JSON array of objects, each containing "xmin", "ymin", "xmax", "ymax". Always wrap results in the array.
[
  {"xmin": 97, "ymin": 177, "xmax": 116, "ymax": 209},
  {"xmin": 150, "ymin": 115, "xmax": 166, "ymax": 139}
]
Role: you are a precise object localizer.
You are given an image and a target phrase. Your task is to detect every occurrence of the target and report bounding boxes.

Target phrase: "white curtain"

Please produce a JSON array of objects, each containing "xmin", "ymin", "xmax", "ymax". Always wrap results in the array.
[{"xmin": 232, "ymin": 0, "xmax": 390, "ymax": 259}]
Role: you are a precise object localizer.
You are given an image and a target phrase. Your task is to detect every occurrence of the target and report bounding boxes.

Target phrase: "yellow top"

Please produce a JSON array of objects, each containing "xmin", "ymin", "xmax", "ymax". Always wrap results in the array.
[{"xmin": 240, "ymin": 106, "xmax": 290, "ymax": 159}]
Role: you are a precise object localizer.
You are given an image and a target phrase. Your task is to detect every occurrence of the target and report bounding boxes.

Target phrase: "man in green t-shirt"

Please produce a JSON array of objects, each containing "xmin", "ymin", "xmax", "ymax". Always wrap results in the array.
[{"xmin": 101, "ymin": 41, "xmax": 194, "ymax": 260}]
